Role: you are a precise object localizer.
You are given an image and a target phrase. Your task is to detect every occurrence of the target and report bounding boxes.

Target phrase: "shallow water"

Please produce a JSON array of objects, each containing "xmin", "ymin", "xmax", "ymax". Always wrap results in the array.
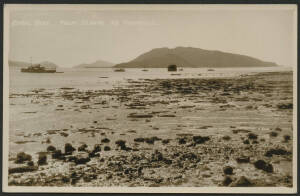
[{"xmin": 9, "ymin": 66, "xmax": 292, "ymax": 93}]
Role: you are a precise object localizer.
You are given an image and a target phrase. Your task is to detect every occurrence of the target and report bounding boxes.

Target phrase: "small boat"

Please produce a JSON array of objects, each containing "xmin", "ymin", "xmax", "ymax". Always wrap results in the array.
[
  {"xmin": 21, "ymin": 64, "xmax": 56, "ymax": 73},
  {"xmin": 168, "ymin": 64, "xmax": 177, "ymax": 72},
  {"xmin": 207, "ymin": 68, "xmax": 215, "ymax": 71},
  {"xmin": 142, "ymin": 69, "xmax": 149, "ymax": 72},
  {"xmin": 114, "ymin": 68, "xmax": 125, "ymax": 72},
  {"xmin": 179, "ymin": 68, "xmax": 183, "ymax": 71}
]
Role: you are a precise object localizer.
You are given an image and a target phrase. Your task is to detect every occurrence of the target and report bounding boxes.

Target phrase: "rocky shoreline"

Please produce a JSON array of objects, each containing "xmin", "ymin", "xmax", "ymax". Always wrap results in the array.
[{"xmin": 8, "ymin": 71, "xmax": 293, "ymax": 187}]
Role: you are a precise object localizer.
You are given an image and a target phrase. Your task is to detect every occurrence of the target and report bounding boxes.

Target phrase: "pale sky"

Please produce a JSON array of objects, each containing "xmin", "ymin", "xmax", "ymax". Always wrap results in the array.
[{"xmin": 7, "ymin": 5, "xmax": 297, "ymax": 67}]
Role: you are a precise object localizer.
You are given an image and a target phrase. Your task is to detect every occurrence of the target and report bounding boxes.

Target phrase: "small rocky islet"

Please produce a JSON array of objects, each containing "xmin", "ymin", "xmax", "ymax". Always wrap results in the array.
[{"xmin": 8, "ymin": 71, "xmax": 293, "ymax": 187}]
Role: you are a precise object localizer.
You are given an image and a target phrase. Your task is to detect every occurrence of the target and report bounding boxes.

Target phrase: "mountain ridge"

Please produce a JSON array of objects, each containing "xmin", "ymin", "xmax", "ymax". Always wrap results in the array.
[
  {"xmin": 73, "ymin": 60, "xmax": 115, "ymax": 68},
  {"xmin": 114, "ymin": 47, "xmax": 277, "ymax": 68}
]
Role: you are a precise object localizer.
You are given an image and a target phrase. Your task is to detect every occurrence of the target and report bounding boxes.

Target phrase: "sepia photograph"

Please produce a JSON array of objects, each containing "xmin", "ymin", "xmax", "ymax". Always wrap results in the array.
[{"xmin": 2, "ymin": 4, "xmax": 298, "ymax": 193}]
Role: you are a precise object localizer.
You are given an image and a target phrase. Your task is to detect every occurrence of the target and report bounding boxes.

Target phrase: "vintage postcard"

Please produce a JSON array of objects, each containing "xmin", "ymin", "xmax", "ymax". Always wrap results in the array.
[{"xmin": 2, "ymin": 4, "xmax": 297, "ymax": 193}]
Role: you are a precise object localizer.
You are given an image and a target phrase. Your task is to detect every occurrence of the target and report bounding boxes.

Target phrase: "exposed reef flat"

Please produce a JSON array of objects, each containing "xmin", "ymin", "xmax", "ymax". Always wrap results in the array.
[{"xmin": 8, "ymin": 71, "xmax": 293, "ymax": 187}]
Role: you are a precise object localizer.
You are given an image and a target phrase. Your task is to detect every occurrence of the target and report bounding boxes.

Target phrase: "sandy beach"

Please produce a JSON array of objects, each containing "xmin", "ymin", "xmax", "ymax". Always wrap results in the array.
[{"xmin": 8, "ymin": 69, "xmax": 293, "ymax": 187}]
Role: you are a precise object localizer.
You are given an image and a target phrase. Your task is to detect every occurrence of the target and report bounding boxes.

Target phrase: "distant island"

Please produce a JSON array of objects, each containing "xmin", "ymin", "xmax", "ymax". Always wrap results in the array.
[
  {"xmin": 9, "ymin": 60, "xmax": 59, "ymax": 69},
  {"xmin": 73, "ymin": 60, "xmax": 115, "ymax": 68},
  {"xmin": 114, "ymin": 47, "xmax": 278, "ymax": 68}
]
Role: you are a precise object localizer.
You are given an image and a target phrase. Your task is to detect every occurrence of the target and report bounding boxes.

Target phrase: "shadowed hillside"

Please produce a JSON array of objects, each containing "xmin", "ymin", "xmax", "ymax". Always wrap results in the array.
[{"xmin": 115, "ymin": 47, "xmax": 278, "ymax": 68}]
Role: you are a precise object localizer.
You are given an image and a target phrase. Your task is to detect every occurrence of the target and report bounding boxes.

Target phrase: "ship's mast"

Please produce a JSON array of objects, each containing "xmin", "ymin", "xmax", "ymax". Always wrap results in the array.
[{"xmin": 30, "ymin": 57, "xmax": 32, "ymax": 66}]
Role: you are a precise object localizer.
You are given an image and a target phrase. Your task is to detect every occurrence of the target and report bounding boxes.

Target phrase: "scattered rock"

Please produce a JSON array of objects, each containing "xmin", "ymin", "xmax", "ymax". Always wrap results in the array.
[
  {"xmin": 134, "ymin": 138, "xmax": 145, "ymax": 143},
  {"xmin": 223, "ymin": 166, "xmax": 234, "ymax": 175},
  {"xmin": 52, "ymin": 150, "xmax": 64, "ymax": 160},
  {"xmin": 230, "ymin": 176, "xmax": 252, "ymax": 187},
  {"xmin": 248, "ymin": 133, "xmax": 258, "ymax": 140},
  {"xmin": 283, "ymin": 135, "xmax": 291, "ymax": 142},
  {"xmin": 180, "ymin": 152, "xmax": 200, "ymax": 162},
  {"xmin": 47, "ymin": 145, "xmax": 56, "ymax": 152},
  {"xmin": 222, "ymin": 135, "xmax": 231, "ymax": 141},
  {"xmin": 115, "ymin": 140, "xmax": 127, "ymax": 150},
  {"xmin": 193, "ymin": 135, "xmax": 210, "ymax": 144},
  {"xmin": 38, "ymin": 154, "xmax": 47, "ymax": 165},
  {"xmin": 223, "ymin": 176, "xmax": 233, "ymax": 186},
  {"xmin": 104, "ymin": 146, "xmax": 111, "ymax": 151},
  {"xmin": 15, "ymin": 152, "xmax": 32, "ymax": 164},
  {"xmin": 145, "ymin": 137, "xmax": 158, "ymax": 144},
  {"xmin": 178, "ymin": 138, "xmax": 186, "ymax": 145},
  {"xmin": 60, "ymin": 132, "xmax": 69, "ymax": 137},
  {"xmin": 89, "ymin": 144, "xmax": 101, "ymax": 157},
  {"xmin": 9, "ymin": 166, "xmax": 38, "ymax": 174},
  {"xmin": 275, "ymin": 127, "xmax": 282, "ymax": 132},
  {"xmin": 243, "ymin": 140, "xmax": 250, "ymax": 144},
  {"xmin": 78, "ymin": 144, "xmax": 88, "ymax": 152},
  {"xmin": 75, "ymin": 153, "xmax": 91, "ymax": 165},
  {"xmin": 236, "ymin": 156, "xmax": 250, "ymax": 163},
  {"xmin": 159, "ymin": 114, "xmax": 176, "ymax": 117},
  {"xmin": 269, "ymin": 131, "xmax": 278, "ymax": 137},
  {"xmin": 65, "ymin": 143, "xmax": 76, "ymax": 155},
  {"xmin": 254, "ymin": 160, "xmax": 273, "ymax": 173},
  {"xmin": 265, "ymin": 148, "xmax": 291, "ymax": 157},
  {"xmin": 101, "ymin": 138, "xmax": 110, "ymax": 143},
  {"xmin": 47, "ymin": 130, "xmax": 59, "ymax": 135},
  {"xmin": 128, "ymin": 113, "xmax": 153, "ymax": 118},
  {"xmin": 162, "ymin": 139, "xmax": 170, "ymax": 144},
  {"xmin": 277, "ymin": 103, "xmax": 293, "ymax": 109}
]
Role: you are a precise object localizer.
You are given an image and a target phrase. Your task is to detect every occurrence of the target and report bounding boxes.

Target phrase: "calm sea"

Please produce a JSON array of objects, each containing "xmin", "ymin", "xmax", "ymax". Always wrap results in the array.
[{"xmin": 9, "ymin": 66, "xmax": 292, "ymax": 94}]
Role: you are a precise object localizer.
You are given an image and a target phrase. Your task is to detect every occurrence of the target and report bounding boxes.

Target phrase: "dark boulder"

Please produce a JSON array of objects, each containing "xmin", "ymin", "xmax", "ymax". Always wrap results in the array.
[
  {"xmin": 93, "ymin": 144, "xmax": 102, "ymax": 153},
  {"xmin": 134, "ymin": 137, "xmax": 145, "ymax": 142},
  {"xmin": 264, "ymin": 148, "xmax": 291, "ymax": 157},
  {"xmin": 223, "ymin": 166, "xmax": 234, "ymax": 175},
  {"xmin": 52, "ymin": 150, "xmax": 64, "ymax": 160},
  {"xmin": 269, "ymin": 132, "xmax": 278, "ymax": 137},
  {"xmin": 47, "ymin": 145, "xmax": 56, "ymax": 152},
  {"xmin": 236, "ymin": 156, "xmax": 250, "ymax": 163},
  {"xmin": 178, "ymin": 138, "xmax": 186, "ymax": 145},
  {"xmin": 223, "ymin": 176, "xmax": 233, "ymax": 186},
  {"xmin": 180, "ymin": 152, "xmax": 200, "ymax": 163},
  {"xmin": 27, "ymin": 161, "xmax": 34, "ymax": 166},
  {"xmin": 15, "ymin": 152, "xmax": 32, "ymax": 164},
  {"xmin": 104, "ymin": 146, "xmax": 111, "ymax": 151},
  {"xmin": 243, "ymin": 140, "xmax": 250, "ymax": 144},
  {"xmin": 38, "ymin": 154, "xmax": 47, "ymax": 165},
  {"xmin": 283, "ymin": 135, "xmax": 291, "ymax": 142},
  {"xmin": 193, "ymin": 135, "xmax": 210, "ymax": 144},
  {"xmin": 65, "ymin": 143, "xmax": 76, "ymax": 155},
  {"xmin": 9, "ymin": 166, "xmax": 38, "ymax": 174},
  {"xmin": 254, "ymin": 160, "xmax": 273, "ymax": 173},
  {"xmin": 151, "ymin": 150, "xmax": 164, "ymax": 162},
  {"xmin": 78, "ymin": 144, "xmax": 88, "ymax": 152},
  {"xmin": 248, "ymin": 133, "xmax": 258, "ymax": 140},
  {"xmin": 230, "ymin": 176, "xmax": 252, "ymax": 187},
  {"xmin": 134, "ymin": 138, "xmax": 145, "ymax": 142},
  {"xmin": 277, "ymin": 103, "xmax": 293, "ymax": 109},
  {"xmin": 222, "ymin": 135, "xmax": 231, "ymax": 141},
  {"xmin": 75, "ymin": 154, "xmax": 91, "ymax": 165},
  {"xmin": 115, "ymin": 140, "xmax": 127, "ymax": 150},
  {"xmin": 101, "ymin": 138, "xmax": 110, "ymax": 143},
  {"xmin": 162, "ymin": 139, "xmax": 170, "ymax": 144}
]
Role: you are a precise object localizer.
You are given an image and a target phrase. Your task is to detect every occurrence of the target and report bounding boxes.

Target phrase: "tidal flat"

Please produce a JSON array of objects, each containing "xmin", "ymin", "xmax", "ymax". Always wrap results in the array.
[{"xmin": 8, "ymin": 71, "xmax": 293, "ymax": 187}]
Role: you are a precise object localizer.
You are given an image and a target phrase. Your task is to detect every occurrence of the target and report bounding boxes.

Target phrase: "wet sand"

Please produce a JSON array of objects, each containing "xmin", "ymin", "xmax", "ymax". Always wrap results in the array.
[{"xmin": 8, "ymin": 71, "xmax": 293, "ymax": 187}]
